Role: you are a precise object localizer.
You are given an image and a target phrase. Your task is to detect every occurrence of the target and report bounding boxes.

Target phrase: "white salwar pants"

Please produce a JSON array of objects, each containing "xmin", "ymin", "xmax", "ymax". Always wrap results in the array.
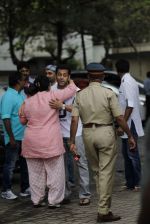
[{"xmin": 26, "ymin": 155, "xmax": 65, "ymax": 205}]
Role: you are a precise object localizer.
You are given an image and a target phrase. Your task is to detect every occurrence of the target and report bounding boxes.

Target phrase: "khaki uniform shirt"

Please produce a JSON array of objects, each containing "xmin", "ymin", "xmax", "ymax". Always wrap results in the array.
[{"xmin": 72, "ymin": 82, "xmax": 122, "ymax": 124}]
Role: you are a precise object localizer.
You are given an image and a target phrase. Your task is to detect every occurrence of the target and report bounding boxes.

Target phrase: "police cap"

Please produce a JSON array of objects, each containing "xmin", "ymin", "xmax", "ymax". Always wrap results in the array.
[{"xmin": 86, "ymin": 63, "xmax": 106, "ymax": 72}]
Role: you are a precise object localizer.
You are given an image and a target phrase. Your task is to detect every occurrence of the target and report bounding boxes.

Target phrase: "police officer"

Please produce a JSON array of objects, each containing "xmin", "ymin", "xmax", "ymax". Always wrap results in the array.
[{"xmin": 70, "ymin": 62, "xmax": 136, "ymax": 223}]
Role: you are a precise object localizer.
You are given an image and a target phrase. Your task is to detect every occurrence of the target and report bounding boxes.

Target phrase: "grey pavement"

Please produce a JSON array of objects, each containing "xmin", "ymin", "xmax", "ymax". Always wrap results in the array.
[{"xmin": 0, "ymin": 137, "xmax": 145, "ymax": 224}]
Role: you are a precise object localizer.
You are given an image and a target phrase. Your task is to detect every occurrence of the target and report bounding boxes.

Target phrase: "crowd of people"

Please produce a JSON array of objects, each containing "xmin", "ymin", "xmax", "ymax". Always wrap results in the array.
[{"xmin": 0, "ymin": 59, "xmax": 147, "ymax": 223}]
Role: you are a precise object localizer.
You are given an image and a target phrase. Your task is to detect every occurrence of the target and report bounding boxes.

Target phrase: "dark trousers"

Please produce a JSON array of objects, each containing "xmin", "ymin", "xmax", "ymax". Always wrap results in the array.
[
  {"xmin": 146, "ymin": 95, "xmax": 150, "ymax": 121},
  {"xmin": 2, "ymin": 141, "xmax": 29, "ymax": 192},
  {"xmin": 63, "ymin": 137, "xmax": 74, "ymax": 199},
  {"xmin": 122, "ymin": 121, "xmax": 141, "ymax": 189}
]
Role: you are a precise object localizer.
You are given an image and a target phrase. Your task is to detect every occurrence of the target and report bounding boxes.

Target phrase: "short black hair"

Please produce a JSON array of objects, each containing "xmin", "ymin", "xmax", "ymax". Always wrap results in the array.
[
  {"xmin": 56, "ymin": 65, "xmax": 71, "ymax": 76},
  {"xmin": 146, "ymin": 71, "xmax": 150, "ymax": 78},
  {"xmin": 34, "ymin": 75, "xmax": 50, "ymax": 92},
  {"xmin": 17, "ymin": 61, "xmax": 30, "ymax": 71},
  {"xmin": 115, "ymin": 59, "xmax": 130, "ymax": 73},
  {"xmin": 24, "ymin": 77, "xmax": 50, "ymax": 96},
  {"xmin": 24, "ymin": 84, "xmax": 38, "ymax": 96},
  {"xmin": 9, "ymin": 72, "xmax": 23, "ymax": 87}
]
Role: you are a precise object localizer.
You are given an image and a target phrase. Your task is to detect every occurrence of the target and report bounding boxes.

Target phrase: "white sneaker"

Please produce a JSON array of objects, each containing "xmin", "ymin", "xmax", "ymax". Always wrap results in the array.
[
  {"xmin": 1, "ymin": 190, "xmax": 18, "ymax": 200},
  {"xmin": 20, "ymin": 187, "xmax": 31, "ymax": 197}
]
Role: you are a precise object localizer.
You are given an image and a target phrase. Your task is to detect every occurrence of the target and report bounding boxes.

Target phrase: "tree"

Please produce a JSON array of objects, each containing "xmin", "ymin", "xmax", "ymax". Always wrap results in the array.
[
  {"xmin": 1, "ymin": 0, "xmax": 150, "ymax": 67},
  {"xmin": 69, "ymin": 0, "xmax": 93, "ymax": 68},
  {"xmin": 0, "ymin": 0, "xmax": 41, "ymax": 65},
  {"xmin": 36, "ymin": 0, "xmax": 78, "ymax": 64},
  {"xmin": 69, "ymin": 0, "xmax": 117, "ymax": 66},
  {"xmin": 113, "ymin": 0, "xmax": 150, "ymax": 47}
]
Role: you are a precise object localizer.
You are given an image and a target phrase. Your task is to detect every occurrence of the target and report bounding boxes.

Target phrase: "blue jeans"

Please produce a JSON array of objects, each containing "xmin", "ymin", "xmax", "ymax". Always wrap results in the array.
[
  {"xmin": 122, "ymin": 121, "xmax": 141, "ymax": 189},
  {"xmin": 2, "ymin": 141, "xmax": 29, "ymax": 192}
]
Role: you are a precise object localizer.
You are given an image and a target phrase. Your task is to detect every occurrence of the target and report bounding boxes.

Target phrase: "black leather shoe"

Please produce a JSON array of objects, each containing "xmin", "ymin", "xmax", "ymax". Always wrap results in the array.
[
  {"xmin": 60, "ymin": 198, "xmax": 71, "ymax": 204},
  {"xmin": 97, "ymin": 211, "xmax": 121, "ymax": 222},
  {"xmin": 33, "ymin": 201, "xmax": 46, "ymax": 208},
  {"xmin": 48, "ymin": 203, "xmax": 60, "ymax": 209}
]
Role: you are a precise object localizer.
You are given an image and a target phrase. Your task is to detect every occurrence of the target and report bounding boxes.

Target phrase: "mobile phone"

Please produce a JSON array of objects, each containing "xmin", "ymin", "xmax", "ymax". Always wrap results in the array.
[{"xmin": 73, "ymin": 153, "xmax": 80, "ymax": 161}]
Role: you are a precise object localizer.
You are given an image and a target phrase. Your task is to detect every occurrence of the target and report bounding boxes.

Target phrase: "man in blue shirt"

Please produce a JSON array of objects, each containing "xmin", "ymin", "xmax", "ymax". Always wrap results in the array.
[{"xmin": 0, "ymin": 72, "xmax": 29, "ymax": 199}]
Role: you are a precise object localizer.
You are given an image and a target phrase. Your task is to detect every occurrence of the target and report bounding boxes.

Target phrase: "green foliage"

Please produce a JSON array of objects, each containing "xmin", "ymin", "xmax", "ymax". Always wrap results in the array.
[
  {"xmin": 0, "ymin": 0, "xmax": 42, "ymax": 63},
  {"xmin": 113, "ymin": 0, "xmax": 150, "ymax": 46},
  {"xmin": 0, "ymin": 0, "xmax": 150, "ymax": 64},
  {"xmin": 66, "ymin": 58, "xmax": 82, "ymax": 70}
]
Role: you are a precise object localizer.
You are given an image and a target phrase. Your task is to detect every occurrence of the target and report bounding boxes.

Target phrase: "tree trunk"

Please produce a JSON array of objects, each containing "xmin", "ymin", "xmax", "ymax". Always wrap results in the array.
[
  {"xmin": 8, "ymin": 32, "xmax": 19, "ymax": 65},
  {"xmin": 56, "ymin": 21, "xmax": 64, "ymax": 64},
  {"xmin": 104, "ymin": 40, "xmax": 110, "ymax": 59},
  {"xmin": 127, "ymin": 37, "xmax": 142, "ymax": 77},
  {"xmin": 80, "ymin": 28, "xmax": 87, "ymax": 69}
]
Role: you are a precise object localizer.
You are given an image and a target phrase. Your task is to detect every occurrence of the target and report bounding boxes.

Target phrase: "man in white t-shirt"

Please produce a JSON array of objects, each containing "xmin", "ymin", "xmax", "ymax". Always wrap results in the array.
[
  {"xmin": 115, "ymin": 59, "xmax": 144, "ymax": 191},
  {"xmin": 46, "ymin": 64, "xmax": 75, "ymax": 187},
  {"xmin": 50, "ymin": 65, "xmax": 91, "ymax": 206}
]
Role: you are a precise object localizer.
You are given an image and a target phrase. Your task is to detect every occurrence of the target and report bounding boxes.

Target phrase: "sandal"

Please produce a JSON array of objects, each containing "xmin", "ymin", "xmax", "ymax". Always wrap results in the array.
[
  {"xmin": 33, "ymin": 201, "xmax": 46, "ymax": 208},
  {"xmin": 79, "ymin": 198, "xmax": 90, "ymax": 206}
]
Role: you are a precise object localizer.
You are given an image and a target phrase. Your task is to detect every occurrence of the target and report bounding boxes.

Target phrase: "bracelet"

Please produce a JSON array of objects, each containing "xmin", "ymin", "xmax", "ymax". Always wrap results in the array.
[{"xmin": 62, "ymin": 104, "xmax": 66, "ymax": 110}]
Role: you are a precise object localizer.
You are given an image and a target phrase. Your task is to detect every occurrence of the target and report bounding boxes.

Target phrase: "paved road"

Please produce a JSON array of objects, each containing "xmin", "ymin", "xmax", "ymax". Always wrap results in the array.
[{"xmin": 0, "ymin": 137, "xmax": 145, "ymax": 224}]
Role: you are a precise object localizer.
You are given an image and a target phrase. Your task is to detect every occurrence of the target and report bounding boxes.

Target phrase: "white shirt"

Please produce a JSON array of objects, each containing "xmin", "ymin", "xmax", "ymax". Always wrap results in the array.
[
  {"xmin": 51, "ymin": 84, "xmax": 82, "ymax": 137},
  {"xmin": 50, "ymin": 82, "xmax": 57, "ymax": 90},
  {"xmin": 118, "ymin": 73, "xmax": 144, "ymax": 138}
]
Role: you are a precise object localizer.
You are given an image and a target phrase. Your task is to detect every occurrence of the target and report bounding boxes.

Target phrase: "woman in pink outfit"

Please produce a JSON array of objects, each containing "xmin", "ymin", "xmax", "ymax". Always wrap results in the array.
[{"xmin": 19, "ymin": 75, "xmax": 77, "ymax": 208}]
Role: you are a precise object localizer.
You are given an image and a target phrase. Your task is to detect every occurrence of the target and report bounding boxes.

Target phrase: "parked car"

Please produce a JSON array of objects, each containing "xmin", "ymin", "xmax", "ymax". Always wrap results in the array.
[{"xmin": 71, "ymin": 70, "xmax": 146, "ymax": 122}]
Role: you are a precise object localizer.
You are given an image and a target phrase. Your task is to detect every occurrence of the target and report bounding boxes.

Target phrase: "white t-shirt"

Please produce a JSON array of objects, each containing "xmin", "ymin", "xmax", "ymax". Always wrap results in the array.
[
  {"xmin": 51, "ymin": 84, "xmax": 82, "ymax": 137},
  {"xmin": 118, "ymin": 73, "xmax": 144, "ymax": 138},
  {"xmin": 50, "ymin": 82, "xmax": 57, "ymax": 90}
]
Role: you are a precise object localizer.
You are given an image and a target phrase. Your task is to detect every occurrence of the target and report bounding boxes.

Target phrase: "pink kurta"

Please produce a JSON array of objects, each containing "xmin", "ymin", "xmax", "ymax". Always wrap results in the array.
[{"xmin": 21, "ymin": 83, "xmax": 77, "ymax": 158}]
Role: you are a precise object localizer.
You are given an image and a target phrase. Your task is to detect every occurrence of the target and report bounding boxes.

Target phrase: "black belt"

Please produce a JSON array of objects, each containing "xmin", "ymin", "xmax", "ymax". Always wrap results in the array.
[{"xmin": 83, "ymin": 123, "xmax": 113, "ymax": 128}]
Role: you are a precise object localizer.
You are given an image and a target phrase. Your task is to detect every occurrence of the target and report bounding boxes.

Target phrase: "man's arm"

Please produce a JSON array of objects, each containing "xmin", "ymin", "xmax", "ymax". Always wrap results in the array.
[
  {"xmin": 117, "ymin": 106, "xmax": 133, "ymax": 136},
  {"xmin": 116, "ymin": 115, "xmax": 136, "ymax": 150},
  {"xmin": 118, "ymin": 80, "xmax": 134, "ymax": 133},
  {"xmin": 1, "ymin": 94, "xmax": 17, "ymax": 147},
  {"xmin": 124, "ymin": 107, "xmax": 133, "ymax": 121},
  {"xmin": 69, "ymin": 115, "xmax": 79, "ymax": 153},
  {"xmin": 3, "ymin": 119, "xmax": 16, "ymax": 147},
  {"xmin": 19, "ymin": 103, "xmax": 28, "ymax": 125},
  {"xmin": 51, "ymin": 80, "xmax": 77, "ymax": 102}
]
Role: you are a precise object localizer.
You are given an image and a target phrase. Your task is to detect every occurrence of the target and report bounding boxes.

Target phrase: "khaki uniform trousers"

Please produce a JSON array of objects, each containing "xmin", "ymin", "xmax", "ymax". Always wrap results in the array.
[{"xmin": 82, "ymin": 125, "xmax": 117, "ymax": 214}]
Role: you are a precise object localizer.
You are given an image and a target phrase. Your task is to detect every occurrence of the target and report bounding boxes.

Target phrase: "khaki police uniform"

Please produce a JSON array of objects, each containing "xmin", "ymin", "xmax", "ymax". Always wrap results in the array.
[{"xmin": 72, "ymin": 82, "xmax": 122, "ymax": 214}]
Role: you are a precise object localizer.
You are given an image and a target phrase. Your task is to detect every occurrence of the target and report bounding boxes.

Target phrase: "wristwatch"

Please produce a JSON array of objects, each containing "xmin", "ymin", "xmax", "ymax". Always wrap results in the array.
[{"xmin": 62, "ymin": 104, "xmax": 66, "ymax": 110}]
